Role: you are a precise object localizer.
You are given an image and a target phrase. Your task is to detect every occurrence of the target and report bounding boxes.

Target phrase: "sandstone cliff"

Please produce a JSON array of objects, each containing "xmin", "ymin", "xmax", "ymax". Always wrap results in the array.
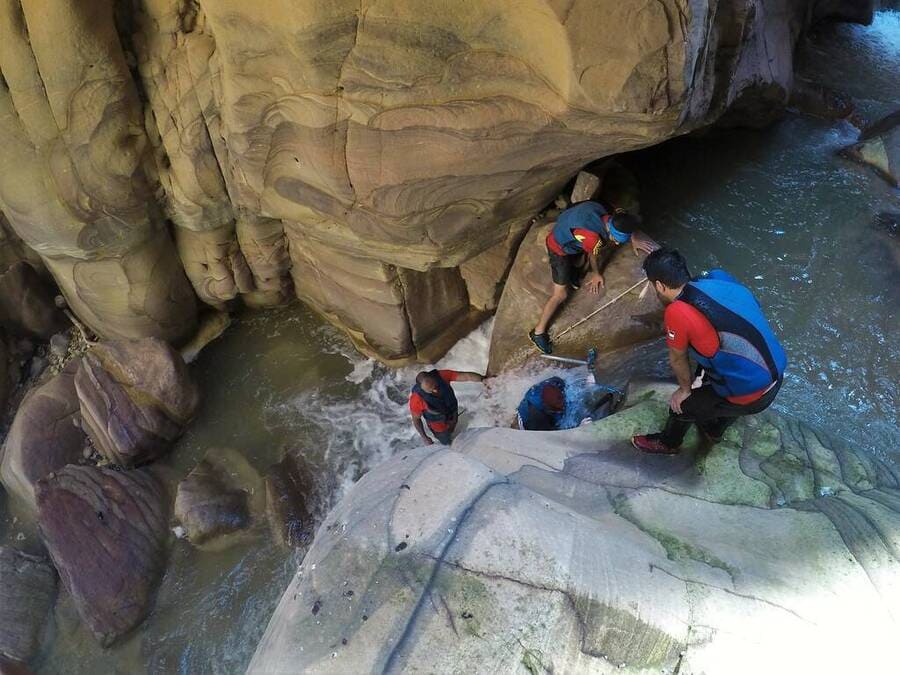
[{"xmin": 0, "ymin": 0, "xmax": 872, "ymax": 362}]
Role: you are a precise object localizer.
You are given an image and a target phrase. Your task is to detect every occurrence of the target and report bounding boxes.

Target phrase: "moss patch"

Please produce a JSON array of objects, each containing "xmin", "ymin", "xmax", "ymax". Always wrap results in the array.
[
  {"xmin": 696, "ymin": 443, "xmax": 772, "ymax": 508},
  {"xmin": 574, "ymin": 596, "xmax": 684, "ymax": 668},
  {"xmin": 613, "ymin": 495, "xmax": 738, "ymax": 582}
]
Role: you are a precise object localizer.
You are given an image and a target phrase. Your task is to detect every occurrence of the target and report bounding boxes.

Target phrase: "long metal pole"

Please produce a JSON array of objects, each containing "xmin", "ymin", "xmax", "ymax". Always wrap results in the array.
[{"xmin": 553, "ymin": 278, "xmax": 648, "ymax": 339}]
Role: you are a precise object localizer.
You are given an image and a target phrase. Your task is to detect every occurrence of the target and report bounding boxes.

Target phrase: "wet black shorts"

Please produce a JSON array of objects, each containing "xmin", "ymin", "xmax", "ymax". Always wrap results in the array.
[{"xmin": 548, "ymin": 250, "xmax": 582, "ymax": 287}]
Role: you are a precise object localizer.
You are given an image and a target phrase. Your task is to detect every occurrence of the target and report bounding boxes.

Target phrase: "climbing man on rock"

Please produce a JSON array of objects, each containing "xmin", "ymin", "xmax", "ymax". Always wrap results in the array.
[
  {"xmin": 529, "ymin": 201, "xmax": 658, "ymax": 354},
  {"xmin": 409, "ymin": 369, "xmax": 484, "ymax": 446},
  {"xmin": 632, "ymin": 248, "xmax": 787, "ymax": 454}
]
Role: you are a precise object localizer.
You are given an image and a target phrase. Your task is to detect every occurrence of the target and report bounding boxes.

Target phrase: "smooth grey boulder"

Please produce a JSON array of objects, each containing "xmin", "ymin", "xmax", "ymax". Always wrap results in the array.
[
  {"xmin": 249, "ymin": 382, "xmax": 900, "ymax": 675},
  {"xmin": 36, "ymin": 465, "xmax": 168, "ymax": 646},
  {"xmin": 0, "ymin": 547, "xmax": 56, "ymax": 665}
]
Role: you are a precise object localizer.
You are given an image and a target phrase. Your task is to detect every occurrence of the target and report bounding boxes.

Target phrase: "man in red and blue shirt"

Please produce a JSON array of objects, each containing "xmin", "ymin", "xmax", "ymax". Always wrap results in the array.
[
  {"xmin": 529, "ymin": 201, "xmax": 658, "ymax": 354},
  {"xmin": 632, "ymin": 248, "xmax": 787, "ymax": 454},
  {"xmin": 409, "ymin": 369, "xmax": 484, "ymax": 445}
]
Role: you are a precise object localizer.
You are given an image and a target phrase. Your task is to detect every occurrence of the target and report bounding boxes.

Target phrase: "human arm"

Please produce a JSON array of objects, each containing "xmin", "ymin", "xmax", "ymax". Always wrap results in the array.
[
  {"xmin": 452, "ymin": 371, "xmax": 484, "ymax": 383},
  {"xmin": 411, "ymin": 413, "xmax": 434, "ymax": 445},
  {"xmin": 631, "ymin": 230, "xmax": 660, "ymax": 256},
  {"xmin": 668, "ymin": 346, "xmax": 693, "ymax": 414},
  {"xmin": 585, "ymin": 252, "xmax": 604, "ymax": 294}
]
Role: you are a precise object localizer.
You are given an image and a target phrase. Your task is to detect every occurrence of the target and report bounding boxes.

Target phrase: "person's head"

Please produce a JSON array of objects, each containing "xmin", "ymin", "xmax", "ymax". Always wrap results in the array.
[
  {"xmin": 541, "ymin": 383, "xmax": 565, "ymax": 413},
  {"xmin": 416, "ymin": 371, "xmax": 440, "ymax": 394},
  {"xmin": 642, "ymin": 248, "xmax": 691, "ymax": 304},
  {"xmin": 606, "ymin": 212, "xmax": 639, "ymax": 245}
]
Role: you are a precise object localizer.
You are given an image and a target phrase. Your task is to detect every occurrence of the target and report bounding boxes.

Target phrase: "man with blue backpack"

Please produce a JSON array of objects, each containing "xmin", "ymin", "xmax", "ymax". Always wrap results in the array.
[
  {"xmin": 530, "ymin": 201, "xmax": 658, "ymax": 355},
  {"xmin": 631, "ymin": 248, "xmax": 787, "ymax": 454}
]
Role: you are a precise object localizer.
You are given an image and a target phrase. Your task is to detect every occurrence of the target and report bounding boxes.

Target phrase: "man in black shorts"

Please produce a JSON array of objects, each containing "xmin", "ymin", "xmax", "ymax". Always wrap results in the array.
[{"xmin": 530, "ymin": 201, "xmax": 658, "ymax": 354}]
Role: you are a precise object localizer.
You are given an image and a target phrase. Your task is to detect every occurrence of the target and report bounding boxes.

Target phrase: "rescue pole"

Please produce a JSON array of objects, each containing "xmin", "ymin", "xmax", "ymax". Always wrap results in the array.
[{"xmin": 552, "ymin": 278, "xmax": 648, "ymax": 340}]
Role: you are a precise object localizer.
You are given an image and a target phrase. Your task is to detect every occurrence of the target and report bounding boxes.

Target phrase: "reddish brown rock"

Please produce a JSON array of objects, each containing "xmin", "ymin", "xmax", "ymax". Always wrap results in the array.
[
  {"xmin": 35, "ymin": 465, "xmax": 168, "ymax": 647},
  {"xmin": 0, "ymin": 362, "xmax": 85, "ymax": 514},
  {"xmin": 75, "ymin": 339, "xmax": 200, "ymax": 467}
]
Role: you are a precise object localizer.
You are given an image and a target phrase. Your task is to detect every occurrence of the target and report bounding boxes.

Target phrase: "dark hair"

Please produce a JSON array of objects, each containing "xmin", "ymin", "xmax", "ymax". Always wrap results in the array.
[
  {"xmin": 642, "ymin": 248, "xmax": 691, "ymax": 288},
  {"xmin": 610, "ymin": 212, "xmax": 639, "ymax": 234},
  {"xmin": 416, "ymin": 371, "xmax": 438, "ymax": 387}
]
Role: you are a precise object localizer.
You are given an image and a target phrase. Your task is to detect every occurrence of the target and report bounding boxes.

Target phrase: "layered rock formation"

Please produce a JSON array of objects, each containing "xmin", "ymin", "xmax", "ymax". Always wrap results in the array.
[
  {"xmin": 35, "ymin": 465, "xmax": 169, "ymax": 647},
  {"xmin": 75, "ymin": 338, "xmax": 200, "ymax": 466},
  {"xmin": 249, "ymin": 382, "xmax": 900, "ymax": 674},
  {"xmin": 0, "ymin": 0, "xmax": 873, "ymax": 362}
]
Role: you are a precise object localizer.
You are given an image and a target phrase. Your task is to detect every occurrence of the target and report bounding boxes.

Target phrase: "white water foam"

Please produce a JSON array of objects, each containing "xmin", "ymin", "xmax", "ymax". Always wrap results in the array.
[{"xmin": 267, "ymin": 318, "xmax": 610, "ymax": 505}]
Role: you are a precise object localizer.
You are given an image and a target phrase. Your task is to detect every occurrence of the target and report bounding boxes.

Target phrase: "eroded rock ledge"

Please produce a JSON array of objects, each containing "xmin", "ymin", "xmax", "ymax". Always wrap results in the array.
[
  {"xmin": 248, "ymin": 381, "xmax": 900, "ymax": 674},
  {"xmin": 0, "ymin": 0, "xmax": 874, "ymax": 362}
]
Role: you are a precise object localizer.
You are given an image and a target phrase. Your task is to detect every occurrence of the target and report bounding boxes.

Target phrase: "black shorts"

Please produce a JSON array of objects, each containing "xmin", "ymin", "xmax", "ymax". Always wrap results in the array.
[{"xmin": 548, "ymin": 250, "xmax": 583, "ymax": 286}]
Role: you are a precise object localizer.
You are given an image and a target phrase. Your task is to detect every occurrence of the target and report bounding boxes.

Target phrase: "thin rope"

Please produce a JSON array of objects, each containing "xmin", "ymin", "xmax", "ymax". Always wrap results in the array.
[{"xmin": 552, "ymin": 278, "xmax": 649, "ymax": 340}]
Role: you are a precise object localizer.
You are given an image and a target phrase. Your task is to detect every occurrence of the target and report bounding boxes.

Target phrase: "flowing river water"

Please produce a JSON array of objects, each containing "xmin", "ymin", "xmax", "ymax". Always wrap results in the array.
[{"xmin": 23, "ymin": 10, "xmax": 900, "ymax": 674}]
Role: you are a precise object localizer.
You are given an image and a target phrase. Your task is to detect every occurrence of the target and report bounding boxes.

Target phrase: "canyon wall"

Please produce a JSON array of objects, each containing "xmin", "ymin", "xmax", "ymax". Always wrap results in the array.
[{"xmin": 0, "ymin": 0, "xmax": 872, "ymax": 362}]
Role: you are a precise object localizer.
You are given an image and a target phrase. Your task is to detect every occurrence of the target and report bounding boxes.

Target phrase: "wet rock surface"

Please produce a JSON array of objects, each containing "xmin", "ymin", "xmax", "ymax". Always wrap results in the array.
[
  {"xmin": 249, "ymin": 381, "xmax": 900, "ymax": 674},
  {"xmin": 0, "ymin": 361, "xmax": 85, "ymax": 514},
  {"xmin": 0, "ymin": 547, "xmax": 57, "ymax": 665},
  {"xmin": 35, "ymin": 465, "xmax": 169, "ymax": 647},
  {"xmin": 487, "ymin": 218, "xmax": 662, "ymax": 374},
  {"xmin": 842, "ymin": 109, "xmax": 900, "ymax": 186},
  {"xmin": 75, "ymin": 339, "xmax": 200, "ymax": 467},
  {"xmin": 265, "ymin": 454, "xmax": 317, "ymax": 549},
  {"xmin": 174, "ymin": 449, "xmax": 260, "ymax": 546}
]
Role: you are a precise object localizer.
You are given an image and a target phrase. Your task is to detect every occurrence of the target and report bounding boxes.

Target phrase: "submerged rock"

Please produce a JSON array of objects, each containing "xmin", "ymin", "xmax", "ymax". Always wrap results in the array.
[
  {"xmin": 35, "ymin": 465, "xmax": 168, "ymax": 647},
  {"xmin": 249, "ymin": 381, "xmax": 900, "ymax": 674},
  {"xmin": 174, "ymin": 448, "xmax": 262, "ymax": 547},
  {"xmin": 179, "ymin": 310, "xmax": 231, "ymax": 364},
  {"xmin": 842, "ymin": 110, "xmax": 900, "ymax": 186},
  {"xmin": 0, "ymin": 362, "xmax": 85, "ymax": 514},
  {"xmin": 0, "ymin": 547, "xmax": 57, "ymax": 666},
  {"xmin": 265, "ymin": 454, "xmax": 317, "ymax": 549},
  {"xmin": 75, "ymin": 339, "xmax": 200, "ymax": 467}
]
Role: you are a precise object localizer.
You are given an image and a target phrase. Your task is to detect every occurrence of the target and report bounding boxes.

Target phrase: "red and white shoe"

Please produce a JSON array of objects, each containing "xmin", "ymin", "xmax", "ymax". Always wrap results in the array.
[{"xmin": 631, "ymin": 434, "xmax": 680, "ymax": 455}]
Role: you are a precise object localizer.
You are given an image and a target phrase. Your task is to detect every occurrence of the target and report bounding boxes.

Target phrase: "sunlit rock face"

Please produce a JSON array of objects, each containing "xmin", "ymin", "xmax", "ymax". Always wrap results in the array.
[
  {"xmin": 0, "ymin": 0, "xmax": 872, "ymax": 361},
  {"xmin": 248, "ymin": 381, "xmax": 900, "ymax": 674}
]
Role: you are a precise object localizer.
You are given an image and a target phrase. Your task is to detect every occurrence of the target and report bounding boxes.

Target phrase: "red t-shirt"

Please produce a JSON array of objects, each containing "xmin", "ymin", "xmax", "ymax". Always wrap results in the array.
[
  {"xmin": 546, "ymin": 228, "xmax": 603, "ymax": 257},
  {"xmin": 409, "ymin": 369, "xmax": 459, "ymax": 431},
  {"xmin": 664, "ymin": 301, "xmax": 768, "ymax": 404}
]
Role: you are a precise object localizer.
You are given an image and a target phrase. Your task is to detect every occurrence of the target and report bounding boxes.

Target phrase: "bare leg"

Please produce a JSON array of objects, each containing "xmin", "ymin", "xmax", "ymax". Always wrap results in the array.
[{"xmin": 534, "ymin": 284, "xmax": 569, "ymax": 334}]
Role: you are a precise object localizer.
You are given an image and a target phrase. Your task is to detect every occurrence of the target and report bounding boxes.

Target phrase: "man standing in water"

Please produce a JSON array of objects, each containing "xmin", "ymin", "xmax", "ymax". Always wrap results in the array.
[
  {"xmin": 631, "ymin": 249, "xmax": 787, "ymax": 454},
  {"xmin": 529, "ymin": 201, "xmax": 658, "ymax": 354},
  {"xmin": 409, "ymin": 369, "xmax": 484, "ymax": 445}
]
